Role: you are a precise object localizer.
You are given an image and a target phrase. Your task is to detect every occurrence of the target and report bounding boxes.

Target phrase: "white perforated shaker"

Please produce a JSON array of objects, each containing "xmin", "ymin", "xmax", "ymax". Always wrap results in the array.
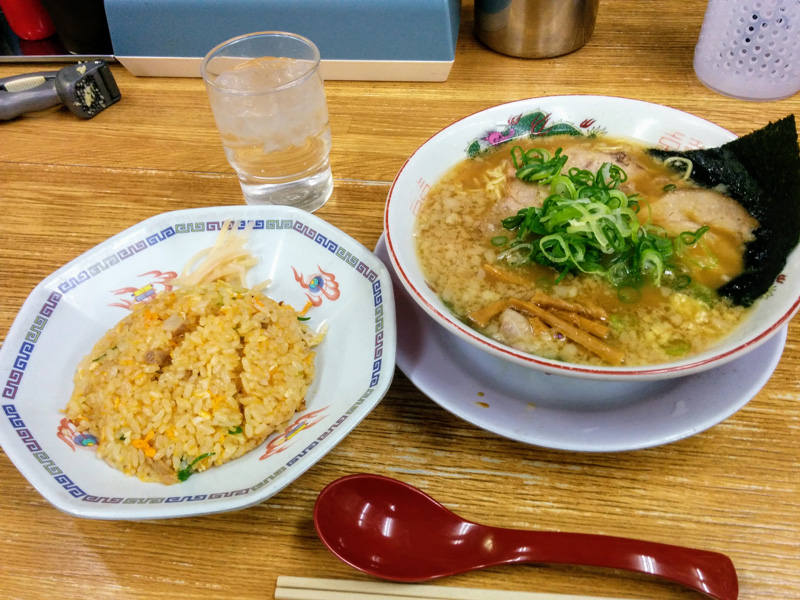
[{"xmin": 694, "ymin": 0, "xmax": 800, "ymax": 101}]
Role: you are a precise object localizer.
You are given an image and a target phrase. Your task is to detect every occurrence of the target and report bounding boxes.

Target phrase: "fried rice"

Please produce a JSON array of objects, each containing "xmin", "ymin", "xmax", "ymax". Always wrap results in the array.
[{"xmin": 65, "ymin": 223, "xmax": 323, "ymax": 484}]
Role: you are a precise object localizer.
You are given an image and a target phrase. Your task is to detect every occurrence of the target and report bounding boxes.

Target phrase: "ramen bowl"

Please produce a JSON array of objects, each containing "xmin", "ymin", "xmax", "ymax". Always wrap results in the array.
[{"xmin": 384, "ymin": 96, "xmax": 800, "ymax": 381}]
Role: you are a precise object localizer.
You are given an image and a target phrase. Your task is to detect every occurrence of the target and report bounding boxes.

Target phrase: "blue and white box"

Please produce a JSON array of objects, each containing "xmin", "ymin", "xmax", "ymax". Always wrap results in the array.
[{"xmin": 104, "ymin": 0, "xmax": 461, "ymax": 81}]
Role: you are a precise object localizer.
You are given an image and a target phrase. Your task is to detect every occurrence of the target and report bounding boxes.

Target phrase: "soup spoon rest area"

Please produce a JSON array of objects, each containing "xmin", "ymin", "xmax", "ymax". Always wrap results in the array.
[{"xmin": 313, "ymin": 474, "xmax": 738, "ymax": 600}]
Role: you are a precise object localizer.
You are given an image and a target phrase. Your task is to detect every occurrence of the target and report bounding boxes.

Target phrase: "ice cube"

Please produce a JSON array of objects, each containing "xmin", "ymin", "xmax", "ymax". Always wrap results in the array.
[{"xmin": 214, "ymin": 57, "xmax": 313, "ymax": 92}]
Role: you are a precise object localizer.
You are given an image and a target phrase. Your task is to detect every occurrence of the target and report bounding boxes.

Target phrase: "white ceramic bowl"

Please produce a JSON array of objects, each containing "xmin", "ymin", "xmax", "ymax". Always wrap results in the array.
[
  {"xmin": 385, "ymin": 96, "xmax": 800, "ymax": 380},
  {"xmin": 0, "ymin": 206, "xmax": 396, "ymax": 519}
]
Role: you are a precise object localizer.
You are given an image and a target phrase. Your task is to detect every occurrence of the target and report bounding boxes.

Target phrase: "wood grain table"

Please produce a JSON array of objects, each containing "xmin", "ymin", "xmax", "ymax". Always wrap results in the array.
[{"xmin": 1, "ymin": 2, "xmax": 799, "ymax": 599}]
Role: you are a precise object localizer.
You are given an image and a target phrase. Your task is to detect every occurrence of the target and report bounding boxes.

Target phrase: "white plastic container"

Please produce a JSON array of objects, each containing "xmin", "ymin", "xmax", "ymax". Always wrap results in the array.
[{"xmin": 693, "ymin": 0, "xmax": 800, "ymax": 101}]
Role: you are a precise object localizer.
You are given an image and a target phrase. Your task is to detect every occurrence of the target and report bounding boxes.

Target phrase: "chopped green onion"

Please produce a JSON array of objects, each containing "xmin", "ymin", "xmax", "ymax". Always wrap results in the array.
[
  {"xmin": 608, "ymin": 314, "xmax": 625, "ymax": 332},
  {"xmin": 497, "ymin": 242, "xmax": 534, "ymax": 266},
  {"xmin": 674, "ymin": 226, "xmax": 716, "ymax": 269},
  {"xmin": 490, "ymin": 235, "xmax": 508, "ymax": 246},
  {"xmin": 297, "ymin": 316, "xmax": 311, "ymax": 322},
  {"xmin": 679, "ymin": 225, "xmax": 709, "ymax": 245},
  {"xmin": 500, "ymin": 148, "xmax": 714, "ymax": 296},
  {"xmin": 618, "ymin": 286, "xmax": 642, "ymax": 303},
  {"xmin": 550, "ymin": 175, "xmax": 577, "ymax": 199},
  {"xmin": 663, "ymin": 339, "xmax": 691, "ymax": 356},
  {"xmin": 512, "ymin": 146, "xmax": 568, "ymax": 184},
  {"xmin": 664, "ymin": 156, "xmax": 694, "ymax": 180},
  {"xmin": 177, "ymin": 452, "xmax": 216, "ymax": 482},
  {"xmin": 662, "ymin": 184, "xmax": 677, "ymax": 193},
  {"xmin": 228, "ymin": 426, "xmax": 243, "ymax": 435},
  {"xmin": 539, "ymin": 234, "xmax": 573, "ymax": 263},
  {"xmin": 640, "ymin": 248, "xmax": 665, "ymax": 286},
  {"xmin": 671, "ymin": 274, "xmax": 692, "ymax": 289}
]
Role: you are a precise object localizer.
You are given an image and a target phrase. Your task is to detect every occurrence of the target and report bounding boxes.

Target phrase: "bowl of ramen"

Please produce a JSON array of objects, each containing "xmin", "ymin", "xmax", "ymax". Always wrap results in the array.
[
  {"xmin": 0, "ymin": 205, "xmax": 396, "ymax": 519},
  {"xmin": 385, "ymin": 96, "xmax": 800, "ymax": 380}
]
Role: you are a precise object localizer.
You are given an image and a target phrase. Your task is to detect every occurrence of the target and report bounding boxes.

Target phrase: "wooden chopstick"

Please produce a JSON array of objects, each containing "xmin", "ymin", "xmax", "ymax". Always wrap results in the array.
[{"xmin": 275, "ymin": 576, "xmax": 643, "ymax": 600}]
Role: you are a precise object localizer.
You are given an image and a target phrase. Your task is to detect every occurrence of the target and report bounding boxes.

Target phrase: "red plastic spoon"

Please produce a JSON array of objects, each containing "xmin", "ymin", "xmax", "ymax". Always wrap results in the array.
[{"xmin": 313, "ymin": 474, "xmax": 738, "ymax": 600}]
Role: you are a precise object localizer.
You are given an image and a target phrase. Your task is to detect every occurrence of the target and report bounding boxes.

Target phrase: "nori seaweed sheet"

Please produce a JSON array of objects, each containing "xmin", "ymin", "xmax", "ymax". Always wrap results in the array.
[{"xmin": 648, "ymin": 115, "xmax": 800, "ymax": 307}]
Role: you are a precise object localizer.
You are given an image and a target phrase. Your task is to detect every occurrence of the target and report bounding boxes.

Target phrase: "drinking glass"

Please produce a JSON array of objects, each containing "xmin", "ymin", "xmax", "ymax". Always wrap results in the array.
[{"xmin": 202, "ymin": 32, "xmax": 333, "ymax": 211}]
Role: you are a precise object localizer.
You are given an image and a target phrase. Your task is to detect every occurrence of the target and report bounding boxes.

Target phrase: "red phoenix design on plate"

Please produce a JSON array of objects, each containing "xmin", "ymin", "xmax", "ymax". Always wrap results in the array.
[
  {"xmin": 259, "ymin": 407, "xmax": 329, "ymax": 460},
  {"xmin": 108, "ymin": 270, "xmax": 178, "ymax": 310},
  {"xmin": 292, "ymin": 265, "xmax": 340, "ymax": 307}
]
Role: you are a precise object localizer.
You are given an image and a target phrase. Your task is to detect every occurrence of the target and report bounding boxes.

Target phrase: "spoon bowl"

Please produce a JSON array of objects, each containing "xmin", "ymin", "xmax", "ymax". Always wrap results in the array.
[{"xmin": 313, "ymin": 474, "xmax": 738, "ymax": 600}]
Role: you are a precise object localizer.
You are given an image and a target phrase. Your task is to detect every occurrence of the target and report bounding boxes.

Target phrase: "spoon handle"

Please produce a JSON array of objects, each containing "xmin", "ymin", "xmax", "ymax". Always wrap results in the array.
[{"xmin": 491, "ymin": 528, "xmax": 737, "ymax": 600}]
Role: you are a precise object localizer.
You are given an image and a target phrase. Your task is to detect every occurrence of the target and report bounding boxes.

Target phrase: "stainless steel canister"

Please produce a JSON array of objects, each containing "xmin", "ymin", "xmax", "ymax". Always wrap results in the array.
[{"xmin": 474, "ymin": 0, "xmax": 599, "ymax": 58}]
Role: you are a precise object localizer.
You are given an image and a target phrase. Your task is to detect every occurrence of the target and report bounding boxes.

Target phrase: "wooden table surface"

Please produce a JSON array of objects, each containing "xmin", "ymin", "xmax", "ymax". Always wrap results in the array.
[{"xmin": 2, "ymin": 1, "xmax": 799, "ymax": 599}]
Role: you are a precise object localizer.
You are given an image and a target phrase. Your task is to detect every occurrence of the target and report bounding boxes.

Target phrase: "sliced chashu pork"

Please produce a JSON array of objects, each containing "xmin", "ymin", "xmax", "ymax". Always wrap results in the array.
[
  {"xmin": 649, "ymin": 188, "xmax": 759, "ymax": 288},
  {"xmin": 649, "ymin": 188, "xmax": 758, "ymax": 245},
  {"xmin": 480, "ymin": 163, "xmax": 548, "ymax": 236},
  {"xmin": 487, "ymin": 147, "xmax": 646, "ymax": 224},
  {"xmin": 564, "ymin": 146, "xmax": 646, "ymax": 182}
]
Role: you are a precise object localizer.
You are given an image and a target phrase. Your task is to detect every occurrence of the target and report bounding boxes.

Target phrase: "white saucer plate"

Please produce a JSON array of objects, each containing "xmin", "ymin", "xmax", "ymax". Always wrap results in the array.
[{"xmin": 377, "ymin": 236, "xmax": 786, "ymax": 452}]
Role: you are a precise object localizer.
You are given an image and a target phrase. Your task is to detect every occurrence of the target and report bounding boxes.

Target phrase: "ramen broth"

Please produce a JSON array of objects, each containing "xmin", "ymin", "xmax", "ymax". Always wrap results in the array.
[{"xmin": 414, "ymin": 136, "xmax": 757, "ymax": 367}]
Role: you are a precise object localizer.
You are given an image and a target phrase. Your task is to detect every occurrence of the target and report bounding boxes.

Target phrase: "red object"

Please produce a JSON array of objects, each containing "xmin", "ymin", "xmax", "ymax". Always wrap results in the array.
[
  {"xmin": 314, "ymin": 474, "xmax": 739, "ymax": 600},
  {"xmin": 18, "ymin": 37, "xmax": 61, "ymax": 55},
  {"xmin": 0, "ymin": 0, "xmax": 56, "ymax": 41}
]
